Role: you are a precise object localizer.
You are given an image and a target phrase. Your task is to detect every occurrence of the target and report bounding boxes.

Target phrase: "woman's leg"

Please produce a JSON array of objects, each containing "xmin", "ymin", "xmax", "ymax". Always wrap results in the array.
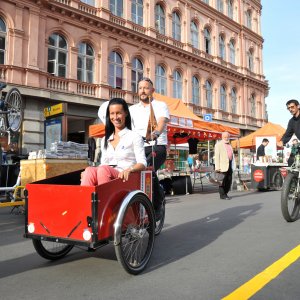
[
  {"xmin": 96, "ymin": 165, "xmax": 120, "ymax": 185},
  {"xmin": 81, "ymin": 166, "xmax": 98, "ymax": 186}
]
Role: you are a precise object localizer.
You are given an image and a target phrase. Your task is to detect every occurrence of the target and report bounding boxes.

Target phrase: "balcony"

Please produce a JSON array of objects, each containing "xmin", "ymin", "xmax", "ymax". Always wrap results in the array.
[
  {"xmin": 156, "ymin": 33, "xmax": 168, "ymax": 43},
  {"xmin": 109, "ymin": 87, "xmax": 126, "ymax": 100},
  {"xmin": 78, "ymin": 2, "xmax": 97, "ymax": 16},
  {"xmin": 77, "ymin": 82, "xmax": 97, "ymax": 96},
  {"xmin": 109, "ymin": 14, "xmax": 126, "ymax": 27},
  {"xmin": 47, "ymin": 76, "xmax": 69, "ymax": 91}
]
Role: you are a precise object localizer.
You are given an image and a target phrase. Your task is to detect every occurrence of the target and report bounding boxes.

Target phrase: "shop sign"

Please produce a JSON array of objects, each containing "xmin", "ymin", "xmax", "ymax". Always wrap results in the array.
[
  {"xmin": 44, "ymin": 103, "xmax": 65, "ymax": 118},
  {"xmin": 253, "ymin": 169, "xmax": 264, "ymax": 182}
]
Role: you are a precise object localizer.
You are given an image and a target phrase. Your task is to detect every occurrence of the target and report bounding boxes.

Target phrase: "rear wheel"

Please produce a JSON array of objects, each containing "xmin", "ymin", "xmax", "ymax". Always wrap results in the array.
[
  {"xmin": 281, "ymin": 173, "xmax": 300, "ymax": 222},
  {"xmin": 5, "ymin": 88, "xmax": 23, "ymax": 132},
  {"xmin": 32, "ymin": 239, "xmax": 74, "ymax": 260},
  {"xmin": 115, "ymin": 194, "xmax": 155, "ymax": 275}
]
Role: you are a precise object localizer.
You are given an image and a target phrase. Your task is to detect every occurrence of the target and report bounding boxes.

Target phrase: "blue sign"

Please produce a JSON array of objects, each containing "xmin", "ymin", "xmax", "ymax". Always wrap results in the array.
[{"xmin": 203, "ymin": 113, "xmax": 213, "ymax": 122}]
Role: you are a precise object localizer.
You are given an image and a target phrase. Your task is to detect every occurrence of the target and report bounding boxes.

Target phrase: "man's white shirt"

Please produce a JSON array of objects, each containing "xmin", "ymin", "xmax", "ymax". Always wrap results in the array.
[{"xmin": 129, "ymin": 99, "xmax": 170, "ymax": 146}]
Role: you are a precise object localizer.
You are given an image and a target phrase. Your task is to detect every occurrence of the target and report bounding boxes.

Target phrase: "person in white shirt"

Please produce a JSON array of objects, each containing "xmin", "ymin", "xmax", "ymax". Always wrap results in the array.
[
  {"xmin": 129, "ymin": 77, "xmax": 170, "ymax": 171},
  {"xmin": 81, "ymin": 98, "xmax": 146, "ymax": 186}
]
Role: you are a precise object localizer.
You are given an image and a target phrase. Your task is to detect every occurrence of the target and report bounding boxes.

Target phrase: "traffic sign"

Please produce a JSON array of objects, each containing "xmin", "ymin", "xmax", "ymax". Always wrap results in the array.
[{"xmin": 203, "ymin": 113, "xmax": 213, "ymax": 122}]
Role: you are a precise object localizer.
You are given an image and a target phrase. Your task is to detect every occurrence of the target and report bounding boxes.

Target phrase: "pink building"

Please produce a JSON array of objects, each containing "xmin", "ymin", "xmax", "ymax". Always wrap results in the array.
[{"xmin": 0, "ymin": 0, "xmax": 268, "ymax": 153}]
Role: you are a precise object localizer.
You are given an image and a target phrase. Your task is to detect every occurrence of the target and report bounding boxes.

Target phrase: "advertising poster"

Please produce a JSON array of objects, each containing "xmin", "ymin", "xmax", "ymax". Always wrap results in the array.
[
  {"xmin": 44, "ymin": 116, "xmax": 62, "ymax": 150},
  {"xmin": 255, "ymin": 136, "xmax": 277, "ymax": 159}
]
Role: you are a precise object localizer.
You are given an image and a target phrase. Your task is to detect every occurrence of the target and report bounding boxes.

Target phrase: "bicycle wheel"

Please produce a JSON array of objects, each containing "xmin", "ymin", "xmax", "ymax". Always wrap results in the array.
[
  {"xmin": 115, "ymin": 194, "xmax": 155, "ymax": 275},
  {"xmin": 155, "ymin": 199, "xmax": 165, "ymax": 236},
  {"xmin": 32, "ymin": 239, "xmax": 74, "ymax": 260},
  {"xmin": 5, "ymin": 87, "xmax": 23, "ymax": 132},
  {"xmin": 281, "ymin": 173, "xmax": 300, "ymax": 222},
  {"xmin": 0, "ymin": 115, "xmax": 6, "ymax": 135},
  {"xmin": 272, "ymin": 171, "xmax": 284, "ymax": 191}
]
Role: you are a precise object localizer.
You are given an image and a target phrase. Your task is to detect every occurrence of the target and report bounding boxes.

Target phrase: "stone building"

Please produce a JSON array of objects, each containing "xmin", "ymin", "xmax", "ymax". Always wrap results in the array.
[{"xmin": 0, "ymin": 0, "xmax": 268, "ymax": 153}]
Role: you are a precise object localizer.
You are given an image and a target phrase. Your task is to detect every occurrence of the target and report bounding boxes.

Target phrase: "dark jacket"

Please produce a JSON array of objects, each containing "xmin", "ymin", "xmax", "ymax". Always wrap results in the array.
[
  {"xmin": 256, "ymin": 144, "xmax": 265, "ymax": 159},
  {"xmin": 281, "ymin": 115, "xmax": 300, "ymax": 144}
]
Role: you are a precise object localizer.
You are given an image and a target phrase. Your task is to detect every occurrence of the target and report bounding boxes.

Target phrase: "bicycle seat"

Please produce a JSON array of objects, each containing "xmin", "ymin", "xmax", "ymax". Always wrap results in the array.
[{"xmin": 0, "ymin": 82, "xmax": 7, "ymax": 90}]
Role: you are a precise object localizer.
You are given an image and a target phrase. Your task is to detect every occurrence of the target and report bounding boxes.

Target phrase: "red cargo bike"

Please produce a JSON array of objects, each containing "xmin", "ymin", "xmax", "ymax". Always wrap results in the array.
[{"xmin": 24, "ymin": 169, "xmax": 156, "ymax": 275}]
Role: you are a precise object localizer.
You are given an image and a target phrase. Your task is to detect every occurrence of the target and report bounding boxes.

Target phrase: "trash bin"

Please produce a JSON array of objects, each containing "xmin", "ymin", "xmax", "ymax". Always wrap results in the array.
[{"xmin": 251, "ymin": 163, "xmax": 287, "ymax": 191}]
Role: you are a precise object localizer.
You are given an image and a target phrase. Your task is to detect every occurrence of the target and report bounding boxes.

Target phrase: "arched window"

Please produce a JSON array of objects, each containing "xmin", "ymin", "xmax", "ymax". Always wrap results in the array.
[
  {"xmin": 192, "ymin": 76, "xmax": 200, "ymax": 105},
  {"xmin": 229, "ymin": 40, "xmax": 235, "ymax": 64},
  {"xmin": 248, "ymin": 49, "xmax": 254, "ymax": 71},
  {"xmin": 108, "ymin": 51, "xmax": 123, "ymax": 89},
  {"xmin": 205, "ymin": 80, "xmax": 212, "ymax": 108},
  {"xmin": 48, "ymin": 33, "xmax": 68, "ymax": 77},
  {"xmin": 155, "ymin": 65, "xmax": 167, "ymax": 95},
  {"xmin": 155, "ymin": 4, "xmax": 165, "ymax": 35},
  {"xmin": 231, "ymin": 88, "xmax": 237, "ymax": 114},
  {"xmin": 204, "ymin": 28, "xmax": 211, "ymax": 54},
  {"xmin": 203, "ymin": 0, "xmax": 209, "ymax": 4},
  {"xmin": 219, "ymin": 35, "xmax": 225, "ymax": 60},
  {"xmin": 246, "ymin": 10, "xmax": 252, "ymax": 29},
  {"xmin": 0, "ymin": 17, "xmax": 6, "ymax": 65},
  {"xmin": 217, "ymin": 0, "xmax": 224, "ymax": 13},
  {"xmin": 172, "ymin": 12, "xmax": 181, "ymax": 41},
  {"xmin": 132, "ymin": 0, "xmax": 143, "ymax": 26},
  {"xmin": 77, "ymin": 42, "xmax": 94, "ymax": 83},
  {"xmin": 191, "ymin": 21, "xmax": 199, "ymax": 49},
  {"xmin": 250, "ymin": 94, "xmax": 256, "ymax": 117},
  {"xmin": 228, "ymin": 0, "xmax": 233, "ymax": 19},
  {"xmin": 110, "ymin": 0, "xmax": 123, "ymax": 17},
  {"xmin": 131, "ymin": 57, "xmax": 143, "ymax": 92},
  {"xmin": 173, "ymin": 70, "xmax": 182, "ymax": 99},
  {"xmin": 220, "ymin": 85, "xmax": 227, "ymax": 111}
]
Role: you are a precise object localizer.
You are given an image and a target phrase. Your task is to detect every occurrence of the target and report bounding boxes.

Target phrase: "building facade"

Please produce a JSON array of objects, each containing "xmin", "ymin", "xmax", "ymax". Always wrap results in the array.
[{"xmin": 0, "ymin": 0, "xmax": 268, "ymax": 154}]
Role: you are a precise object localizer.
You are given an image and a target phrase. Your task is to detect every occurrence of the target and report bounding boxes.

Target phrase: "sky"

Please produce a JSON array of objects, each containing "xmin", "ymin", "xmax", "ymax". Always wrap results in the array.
[{"xmin": 261, "ymin": 0, "xmax": 300, "ymax": 128}]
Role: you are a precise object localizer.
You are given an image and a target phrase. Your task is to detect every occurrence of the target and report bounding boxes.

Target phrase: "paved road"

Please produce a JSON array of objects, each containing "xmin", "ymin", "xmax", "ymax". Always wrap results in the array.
[{"xmin": 1, "ymin": 182, "xmax": 300, "ymax": 300}]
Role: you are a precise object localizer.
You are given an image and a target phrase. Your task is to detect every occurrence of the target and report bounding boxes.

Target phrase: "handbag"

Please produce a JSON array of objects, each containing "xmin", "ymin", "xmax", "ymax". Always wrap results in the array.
[{"xmin": 209, "ymin": 171, "xmax": 225, "ymax": 186}]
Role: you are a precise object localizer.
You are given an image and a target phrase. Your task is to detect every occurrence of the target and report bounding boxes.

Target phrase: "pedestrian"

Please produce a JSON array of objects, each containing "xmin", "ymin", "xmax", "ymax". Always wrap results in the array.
[
  {"xmin": 256, "ymin": 138, "xmax": 269, "ymax": 161},
  {"xmin": 214, "ymin": 132, "xmax": 234, "ymax": 200},
  {"xmin": 242, "ymin": 153, "xmax": 250, "ymax": 173},
  {"xmin": 187, "ymin": 154, "xmax": 194, "ymax": 171},
  {"xmin": 287, "ymin": 138, "xmax": 299, "ymax": 166}
]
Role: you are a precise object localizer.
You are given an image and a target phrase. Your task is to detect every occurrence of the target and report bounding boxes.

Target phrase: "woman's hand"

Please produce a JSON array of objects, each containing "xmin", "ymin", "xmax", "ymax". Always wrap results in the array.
[{"xmin": 118, "ymin": 168, "xmax": 133, "ymax": 182}]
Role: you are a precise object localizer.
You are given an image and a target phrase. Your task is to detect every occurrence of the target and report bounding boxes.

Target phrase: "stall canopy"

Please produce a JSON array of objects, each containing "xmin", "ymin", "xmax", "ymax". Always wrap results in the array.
[
  {"xmin": 89, "ymin": 93, "xmax": 240, "ymax": 143},
  {"xmin": 231, "ymin": 122, "xmax": 286, "ymax": 149}
]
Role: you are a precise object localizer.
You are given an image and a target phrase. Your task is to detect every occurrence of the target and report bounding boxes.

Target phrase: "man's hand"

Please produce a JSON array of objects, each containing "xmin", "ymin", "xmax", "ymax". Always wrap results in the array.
[
  {"xmin": 277, "ymin": 141, "xmax": 283, "ymax": 148},
  {"xmin": 118, "ymin": 168, "xmax": 132, "ymax": 182}
]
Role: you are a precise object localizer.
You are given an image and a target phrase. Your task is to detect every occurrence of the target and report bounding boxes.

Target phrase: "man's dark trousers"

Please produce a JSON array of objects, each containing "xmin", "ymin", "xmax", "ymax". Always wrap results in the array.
[{"xmin": 219, "ymin": 160, "xmax": 233, "ymax": 198}]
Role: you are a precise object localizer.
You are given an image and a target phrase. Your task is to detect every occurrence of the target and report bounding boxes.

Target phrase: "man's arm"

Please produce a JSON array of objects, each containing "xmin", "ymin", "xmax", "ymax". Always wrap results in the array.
[{"xmin": 280, "ymin": 119, "xmax": 294, "ymax": 145}]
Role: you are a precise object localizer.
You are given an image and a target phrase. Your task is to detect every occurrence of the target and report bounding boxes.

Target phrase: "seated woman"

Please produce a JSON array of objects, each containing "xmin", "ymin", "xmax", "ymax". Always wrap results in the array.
[{"xmin": 81, "ymin": 98, "xmax": 147, "ymax": 186}]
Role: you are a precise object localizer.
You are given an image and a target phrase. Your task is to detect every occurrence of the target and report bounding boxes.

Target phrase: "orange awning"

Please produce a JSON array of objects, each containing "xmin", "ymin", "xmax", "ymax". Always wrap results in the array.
[{"xmin": 231, "ymin": 122, "xmax": 286, "ymax": 149}]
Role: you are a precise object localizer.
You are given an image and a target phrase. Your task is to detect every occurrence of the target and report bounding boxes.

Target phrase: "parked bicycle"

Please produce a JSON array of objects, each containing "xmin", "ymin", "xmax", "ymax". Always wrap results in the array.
[
  {"xmin": 0, "ymin": 82, "xmax": 23, "ymax": 135},
  {"xmin": 281, "ymin": 145, "xmax": 300, "ymax": 222}
]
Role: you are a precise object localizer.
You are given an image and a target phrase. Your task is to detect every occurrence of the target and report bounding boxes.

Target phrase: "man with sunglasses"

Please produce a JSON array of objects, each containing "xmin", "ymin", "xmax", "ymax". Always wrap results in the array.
[
  {"xmin": 130, "ymin": 77, "xmax": 170, "ymax": 218},
  {"xmin": 278, "ymin": 99, "xmax": 300, "ymax": 147}
]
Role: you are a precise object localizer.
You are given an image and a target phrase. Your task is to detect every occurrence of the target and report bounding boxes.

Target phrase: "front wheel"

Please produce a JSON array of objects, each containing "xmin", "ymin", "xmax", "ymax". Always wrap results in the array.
[
  {"xmin": 281, "ymin": 173, "xmax": 300, "ymax": 222},
  {"xmin": 272, "ymin": 171, "xmax": 284, "ymax": 191},
  {"xmin": 32, "ymin": 239, "xmax": 74, "ymax": 260},
  {"xmin": 5, "ymin": 87, "xmax": 23, "ymax": 132},
  {"xmin": 115, "ymin": 194, "xmax": 155, "ymax": 275}
]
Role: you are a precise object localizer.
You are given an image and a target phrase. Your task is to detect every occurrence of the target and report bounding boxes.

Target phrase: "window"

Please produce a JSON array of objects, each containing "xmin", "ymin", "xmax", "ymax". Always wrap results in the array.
[
  {"xmin": 203, "ymin": 0, "xmax": 209, "ymax": 4},
  {"xmin": 155, "ymin": 4, "xmax": 165, "ymax": 35},
  {"xmin": 250, "ymin": 94, "xmax": 256, "ymax": 117},
  {"xmin": 192, "ymin": 76, "xmax": 200, "ymax": 105},
  {"xmin": 229, "ymin": 40, "xmax": 235, "ymax": 64},
  {"xmin": 246, "ymin": 10, "xmax": 252, "ymax": 29},
  {"xmin": 155, "ymin": 65, "xmax": 167, "ymax": 95},
  {"xmin": 172, "ymin": 12, "xmax": 181, "ymax": 41},
  {"xmin": 173, "ymin": 70, "xmax": 182, "ymax": 99},
  {"xmin": 77, "ymin": 42, "xmax": 94, "ymax": 83},
  {"xmin": 191, "ymin": 21, "xmax": 199, "ymax": 49},
  {"xmin": 0, "ymin": 17, "xmax": 6, "ymax": 65},
  {"xmin": 204, "ymin": 28, "xmax": 211, "ymax": 54},
  {"xmin": 228, "ymin": 0, "xmax": 233, "ymax": 19},
  {"xmin": 217, "ymin": 0, "xmax": 224, "ymax": 13},
  {"xmin": 131, "ymin": 58, "xmax": 143, "ymax": 92},
  {"xmin": 248, "ymin": 50, "xmax": 254, "ymax": 71},
  {"xmin": 231, "ymin": 88, "xmax": 237, "ymax": 114},
  {"xmin": 219, "ymin": 35, "xmax": 225, "ymax": 60},
  {"xmin": 205, "ymin": 80, "xmax": 212, "ymax": 108},
  {"xmin": 110, "ymin": 0, "xmax": 123, "ymax": 17},
  {"xmin": 80, "ymin": 0, "xmax": 95, "ymax": 5},
  {"xmin": 108, "ymin": 51, "xmax": 123, "ymax": 89},
  {"xmin": 47, "ymin": 33, "xmax": 68, "ymax": 77},
  {"xmin": 220, "ymin": 85, "xmax": 227, "ymax": 111},
  {"xmin": 132, "ymin": 0, "xmax": 143, "ymax": 25}
]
